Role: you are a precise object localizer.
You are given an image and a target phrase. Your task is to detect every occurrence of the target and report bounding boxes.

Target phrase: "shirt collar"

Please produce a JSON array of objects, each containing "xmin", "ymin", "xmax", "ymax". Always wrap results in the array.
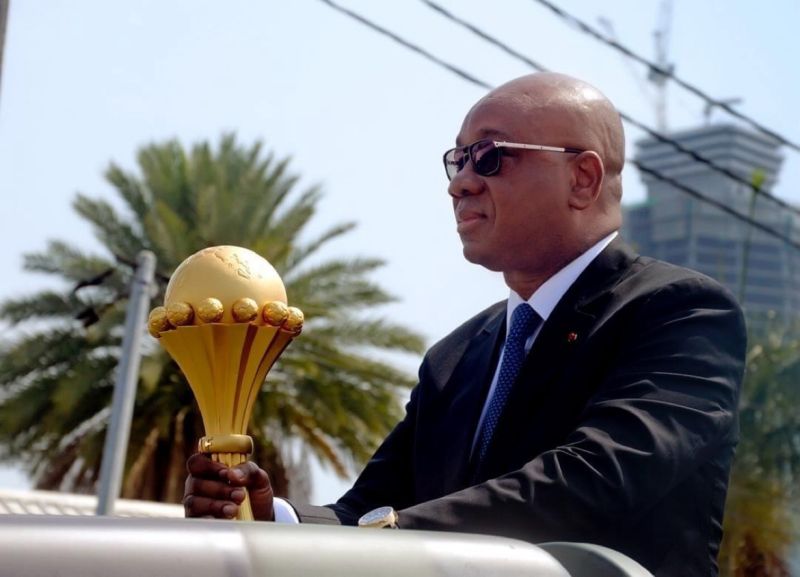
[{"xmin": 506, "ymin": 231, "xmax": 618, "ymax": 331}]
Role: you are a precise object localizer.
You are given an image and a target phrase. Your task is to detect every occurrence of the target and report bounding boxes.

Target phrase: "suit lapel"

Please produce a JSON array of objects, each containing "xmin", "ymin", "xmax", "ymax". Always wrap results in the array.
[
  {"xmin": 420, "ymin": 305, "xmax": 505, "ymax": 497},
  {"xmin": 526, "ymin": 239, "xmax": 637, "ymax": 385},
  {"xmin": 520, "ymin": 239, "xmax": 636, "ymax": 382},
  {"xmin": 475, "ymin": 239, "xmax": 639, "ymax": 480}
]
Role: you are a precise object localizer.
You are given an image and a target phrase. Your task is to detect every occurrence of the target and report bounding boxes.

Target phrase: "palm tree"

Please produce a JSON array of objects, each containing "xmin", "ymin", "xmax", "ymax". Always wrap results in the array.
[
  {"xmin": 0, "ymin": 134, "xmax": 425, "ymax": 503},
  {"xmin": 718, "ymin": 319, "xmax": 800, "ymax": 576}
]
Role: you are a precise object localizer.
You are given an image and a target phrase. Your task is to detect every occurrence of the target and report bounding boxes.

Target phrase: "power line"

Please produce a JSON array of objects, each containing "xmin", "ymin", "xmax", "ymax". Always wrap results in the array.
[
  {"xmin": 420, "ymin": 0, "xmax": 548, "ymax": 73},
  {"xmin": 317, "ymin": 0, "xmax": 800, "ymax": 253},
  {"xmin": 632, "ymin": 161, "xmax": 800, "ymax": 251},
  {"xmin": 622, "ymin": 111, "xmax": 800, "ymax": 220},
  {"xmin": 530, "ymin": 0, "xmax": 800, "ymax": 154},
  {"xmin": 317, "ymin": 0, "xmax": 490, "ymax": 90},
  {"xmin": 420, "ymin": 0, "xmax": 800, "ymax": 220}
]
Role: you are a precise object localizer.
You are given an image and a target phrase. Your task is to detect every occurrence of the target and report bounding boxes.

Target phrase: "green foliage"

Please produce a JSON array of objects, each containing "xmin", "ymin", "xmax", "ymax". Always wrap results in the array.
[
  {"xmin": 0, "ymin": 134, "xmax": 425, "ymax": 502},
  {"xmin": 719, "ymin": 321, "xmax": 800, "ymax": 576}
]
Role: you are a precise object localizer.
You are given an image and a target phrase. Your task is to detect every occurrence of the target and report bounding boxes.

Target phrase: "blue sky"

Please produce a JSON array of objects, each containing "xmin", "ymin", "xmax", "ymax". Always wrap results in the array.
[{"xmin": 1, "ymin": 0, "xmax": 798, "ymax": 501}]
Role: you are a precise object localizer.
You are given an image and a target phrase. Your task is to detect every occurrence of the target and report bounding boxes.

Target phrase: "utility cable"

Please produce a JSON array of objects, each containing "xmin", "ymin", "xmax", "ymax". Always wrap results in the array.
[
  {"xmin": 317, "ymin": 0, "xmax": 800, "ymax": 252},
  {"xmin": 622, "ymin": 112, "xmax": 800, "ymax": 219},
  {"xmin": 530, "ymin": 0, "xmax": 800, "ymax": 154},
  {"xmin": 420, "ymin": 0, "xmax": 548, "ymax": 73},
  {"xmin": 318, "ymin": 0, "xmax": 490, "ymax": 90},
  {"xmin": 421, "ymin": 0, "xmax": 800, "ymax": 220},
  {"xmin": 632, "ymin": 160, "xmax": 800, "ymax": 251}
]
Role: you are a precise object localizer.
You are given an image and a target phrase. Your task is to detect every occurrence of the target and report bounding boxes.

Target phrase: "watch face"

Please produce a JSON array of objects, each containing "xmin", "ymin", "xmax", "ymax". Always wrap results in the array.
[{"xmin": 358, "ymin": 506, "xmax": 395, "ymax": 528}]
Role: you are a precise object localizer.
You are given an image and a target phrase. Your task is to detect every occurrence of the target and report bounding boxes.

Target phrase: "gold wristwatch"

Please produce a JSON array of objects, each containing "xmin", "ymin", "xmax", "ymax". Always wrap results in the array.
[{"xmin": 358, "ymin": 506, "xmax": 399, "ymax": 529}]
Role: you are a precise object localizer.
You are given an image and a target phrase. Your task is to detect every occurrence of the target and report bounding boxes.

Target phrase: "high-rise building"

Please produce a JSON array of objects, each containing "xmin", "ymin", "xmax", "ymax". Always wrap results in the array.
[{"xmin": 622, "ymin": 123, "xmax": 799, "ymax": 319}]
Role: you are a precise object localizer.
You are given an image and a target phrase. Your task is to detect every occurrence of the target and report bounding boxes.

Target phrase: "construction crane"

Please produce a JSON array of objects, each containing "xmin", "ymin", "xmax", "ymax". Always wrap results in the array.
[
  {"xmin": 648, "ymin": 0, "xmax": 674, "ymax": 132},
  {"xmin": 598, "ymin": 0, "xmax": 674, "ymax": 132},
  {"xmin": 0, "ymin": 0, "xmax": 9, "ymax": 105}
]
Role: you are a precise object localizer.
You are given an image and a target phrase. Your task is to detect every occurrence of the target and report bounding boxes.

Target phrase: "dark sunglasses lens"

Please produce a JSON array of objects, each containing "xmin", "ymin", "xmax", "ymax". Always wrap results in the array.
[
  {"xmin": 471, "ymin": 141, "xmax": 501, "ymax": 176},
  {"xmin": 444, "ymin": 148, "xmax": 466, "ymax": 180}
]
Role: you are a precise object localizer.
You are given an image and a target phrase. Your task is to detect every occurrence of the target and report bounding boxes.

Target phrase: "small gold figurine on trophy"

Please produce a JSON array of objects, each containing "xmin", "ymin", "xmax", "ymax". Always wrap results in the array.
[{"xmin": 147, "ymin": 246, "xmax": 303, "ymax": 520}]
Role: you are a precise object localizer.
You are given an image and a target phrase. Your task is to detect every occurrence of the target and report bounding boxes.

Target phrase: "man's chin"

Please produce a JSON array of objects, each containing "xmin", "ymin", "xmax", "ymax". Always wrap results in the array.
[{"xmin": 461, "ymin": 246, "xmax": 503, "ymax": 272}]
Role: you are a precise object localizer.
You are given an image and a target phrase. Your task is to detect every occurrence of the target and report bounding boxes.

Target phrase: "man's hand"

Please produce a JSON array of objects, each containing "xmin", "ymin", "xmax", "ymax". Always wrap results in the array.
[{"xmin": 184, "ymin": 453, "xmax": 275, "ymax": 521}]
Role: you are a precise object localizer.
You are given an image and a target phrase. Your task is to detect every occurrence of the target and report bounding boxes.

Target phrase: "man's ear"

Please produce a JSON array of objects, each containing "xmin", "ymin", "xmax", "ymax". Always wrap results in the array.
[{"xmin": 568, "ymin": 151, "xmax": 604, "ymax": 210}]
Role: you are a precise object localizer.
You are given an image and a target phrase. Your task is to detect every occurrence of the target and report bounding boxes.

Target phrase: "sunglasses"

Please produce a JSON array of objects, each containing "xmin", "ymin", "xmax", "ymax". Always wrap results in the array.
[{"xmin": 442, "ymin": 139, "xmax": 585, "ymax": 181}]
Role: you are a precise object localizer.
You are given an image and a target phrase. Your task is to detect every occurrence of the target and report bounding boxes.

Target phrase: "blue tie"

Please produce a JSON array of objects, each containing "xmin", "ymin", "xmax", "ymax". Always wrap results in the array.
[{"xmin": 476, "ymin": 303, "xmax": 542, "ymax": 463}]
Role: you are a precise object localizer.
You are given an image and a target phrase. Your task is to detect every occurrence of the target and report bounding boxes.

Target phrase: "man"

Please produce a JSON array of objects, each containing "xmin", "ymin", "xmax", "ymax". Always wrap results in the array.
[{"xmin": 184, "ymin": 73, "xmax": 746, "ymax": 577}]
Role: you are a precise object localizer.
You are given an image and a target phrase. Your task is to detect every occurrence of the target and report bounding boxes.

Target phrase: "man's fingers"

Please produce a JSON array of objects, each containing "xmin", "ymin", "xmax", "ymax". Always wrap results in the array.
[
  {"xmin": 184, "ymin": 456, "xmax": 274, "ymax": 521},
  {"xmin": 189, "ymin": 455, "xmax": 266, "ymax": 488},
  {"xmin": 186, "ymin": 453, "xmax": 228, "ymax": 478},
  {"xmin": 183, "ymin": 494, "xmax": 239, "ymax": 519},
  {"xmin": 185, "ymin": 476, "xmax": 246, "ymax": 503},
  {"xmin": 225, "ymin": 461, "xmax": 270, "ymax": 489},
  {"xmin": 221, "ymin": 461, "xmax": 275, "ymax": 521}
]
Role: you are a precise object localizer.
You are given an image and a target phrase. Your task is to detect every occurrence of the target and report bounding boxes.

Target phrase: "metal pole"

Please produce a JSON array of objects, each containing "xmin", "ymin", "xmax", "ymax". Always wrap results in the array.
[
  {"xmin": 96, "ymin": 251, "xmax": 156, "ymax": 516},
  {"xmin": 0, "ymin": 0, "xmax": 9, "ymax": 105}
]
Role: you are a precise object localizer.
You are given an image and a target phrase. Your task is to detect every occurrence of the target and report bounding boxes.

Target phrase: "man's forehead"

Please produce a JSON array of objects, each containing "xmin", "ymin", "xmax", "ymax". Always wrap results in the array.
[
  {"xmin": 455, "ymin": 127, "xmax": 514, "ymax": 147},
  {"xmin": 455, "ymin": 95, "xmax": 542, "ymax": 146}
]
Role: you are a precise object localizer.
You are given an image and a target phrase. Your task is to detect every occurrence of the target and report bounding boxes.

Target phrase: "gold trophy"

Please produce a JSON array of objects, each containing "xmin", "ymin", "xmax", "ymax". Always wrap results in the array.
[{"xmin": 147, "ymin": 246, "xmax": 303, "ymax": 520}]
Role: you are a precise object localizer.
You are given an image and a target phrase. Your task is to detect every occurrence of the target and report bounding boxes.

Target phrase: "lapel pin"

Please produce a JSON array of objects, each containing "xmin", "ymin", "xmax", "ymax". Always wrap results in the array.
[{"xmin": 566, "ymin": 331, "xmax": 578, "ymax": 343}]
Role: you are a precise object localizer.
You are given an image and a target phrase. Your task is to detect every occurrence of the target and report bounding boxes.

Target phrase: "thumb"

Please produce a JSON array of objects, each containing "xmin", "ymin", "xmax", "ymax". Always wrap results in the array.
[{"xmin": 226, "ymin": 461, "xmax": 274, "ymax": 521}]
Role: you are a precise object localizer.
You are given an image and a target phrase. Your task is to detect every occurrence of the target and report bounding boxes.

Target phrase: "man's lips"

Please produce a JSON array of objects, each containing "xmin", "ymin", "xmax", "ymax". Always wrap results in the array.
[{"xmin": 455, "ymin": 208, "xmax": 487, "ymax": 232}]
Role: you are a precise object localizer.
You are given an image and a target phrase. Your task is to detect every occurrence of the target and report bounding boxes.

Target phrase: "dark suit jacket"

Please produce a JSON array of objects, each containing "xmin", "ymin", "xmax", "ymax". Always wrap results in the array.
[{"xmin": 294, "ymin": 240, "xmax": 747, "ymax": 577}]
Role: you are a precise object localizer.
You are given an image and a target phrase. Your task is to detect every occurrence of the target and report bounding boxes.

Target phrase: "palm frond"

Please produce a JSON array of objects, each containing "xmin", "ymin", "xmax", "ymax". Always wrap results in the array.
[
  {"xmin": 0, "ymin": 291, "xmax": 80, "ymax": 325},
  {"xmin": 305, "ymin": 318, "xmax": 426, "ymax": 354},
  {"xmin": 23, "ymin": 241, "xmax": 112, "ymax": 282},
  {"xmin": 72, "ymin": 194, "xmax": 146, "ymax": 260},
  {"xmin": 286, "ymin": 221, "xmax": 358, "ymax": 271},
  {"xmin": 105, "ymin": 162, "xmax": 152, "ymax": 223}
]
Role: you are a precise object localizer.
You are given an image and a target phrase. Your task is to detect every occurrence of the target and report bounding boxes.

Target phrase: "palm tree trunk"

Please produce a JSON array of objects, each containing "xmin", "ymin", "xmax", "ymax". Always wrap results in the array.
[
  {"xmin": 163, "ymin": 407, "xmax": 189, "ymax": 503},
  {"xmin": 122, "ymin": 427, "xmax": 159, "ymax": 500}
]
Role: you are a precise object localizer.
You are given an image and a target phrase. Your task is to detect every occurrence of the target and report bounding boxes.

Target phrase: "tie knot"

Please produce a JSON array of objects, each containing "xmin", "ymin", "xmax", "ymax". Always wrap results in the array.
[{"xmin": 508, "ymin": 304, "xmax": 540, "ymax": 344}]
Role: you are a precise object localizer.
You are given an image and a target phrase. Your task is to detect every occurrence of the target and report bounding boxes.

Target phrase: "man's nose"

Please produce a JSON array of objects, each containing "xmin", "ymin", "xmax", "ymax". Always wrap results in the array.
[{"xmin": 447, "ymin": 166, "xmax": 484, "ymax": 198}]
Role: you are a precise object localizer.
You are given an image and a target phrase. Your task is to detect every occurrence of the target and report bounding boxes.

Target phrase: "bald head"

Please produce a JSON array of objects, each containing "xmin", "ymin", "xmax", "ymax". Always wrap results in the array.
[{"xmin": 472, "ymin": 72, "xmax": 625, "ymax": 200}]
